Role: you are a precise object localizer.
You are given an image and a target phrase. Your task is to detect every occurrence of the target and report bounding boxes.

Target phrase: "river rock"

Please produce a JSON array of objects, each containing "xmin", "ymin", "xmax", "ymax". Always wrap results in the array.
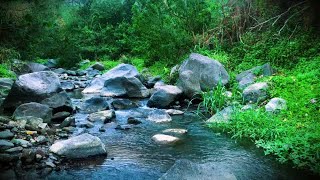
[
  {"xmin": 127, "ymin": 117, "xmax": 142, "ymax": 125},
  {"xmin": 80, "ymin": 96, "xmax": 110, "ymax": 113},
  {"xmin": 91, "ymin": 62, "xmax": 105, "ymax": 71},
  {"xmin": 101, "ymin": 76, "xmax": 149, "ymax": 98},
  {"xmin": 53, "ymin": 68, "xmax": 66, "ymax": 74},
  {"xmin": 0, "ymin": 140, "xmax": 14, "ymax": 150},
  {"xmin": 152, "ymin": 134, "xmax": 180, "ymax": 144},
  {"xmin": 145, "ymin": 75, "xmax": 162, "ymax": 88},
  {"xmin": 2, "ymin": 71, "xmax": 61, "ymax": 110},
  {"xmin": 177, "ymin": 53, "xmax": 229, "ymax": 98},
  {"xmin": 159, "ymin": 159, "xmax": 237, "ymax": 180},
  {"xmin": 12, "ymin": 139, "xmax": 32, "ymax": 147},
  {"xmin": 83, "ymin": 64, "xmax": 142, "ymax": 94},
  {"xmin": 236, "ymin": 63, "xmax": 273, "ymax": 89},
  {"xmin": 41, "ymin": 91, "xmax": 74, "ymax": 113},
  {"xmin": 0, "ymin": 130, "xmax": 14, "ymax": 139},
  {"xmin": 49, "ymin": 133, "xmax": 107, "ymax": 159},
  {"xmin": 207, "ymin": 106, "xmax": 235, "ymax": 123},
  {"xmin": 165, "ymin": 109, "xmax": 184, "ymax": 115},
  {"xmin": 111, "ymin": 99, "xmax": 138, "ymax": 110},
  {"xmin": 163, "ymin": 128, "xmax": 188, "ymax": 134},
  {"xmin": 87, "ymin": 110, "xmax": 115, "ymax": 123},
  {"xmin": 15, "ymin": 116, "xmax": 44, "ymax": 130},
  {"xmin": 147, "ymin": 85, "xmax": 182, "ymax": 108},
  {"xmin": 265, "ymin": 98, "xmax": 287, "ymax": 113},
  {"xmin": 59, "ymin": 116, "xmax": 75, "ymax": 128},
  {"xmin": 61, "ymin": 81, "xmax": 75, "ymax": 91},
  {"xmin": 5, "ymin": 146, "xmax": 23, "ymax": 153},
  {"xmin": 13, "ymin": 102, "xmax": 52, "ymax": 123},
  {"xmin": 0, "ymin": 78, "xmax": 14, "ymax": 97},
  {"xmin": 52, "ymin": 111, "xmax": 71, "ymax": 122},
  {"xmin": 147, "ymin": 109, "xmax": 172, "ymax": 123},
  {"xmin": 243, "ymin": 82, "xmax": 268, "ymax": 103}
]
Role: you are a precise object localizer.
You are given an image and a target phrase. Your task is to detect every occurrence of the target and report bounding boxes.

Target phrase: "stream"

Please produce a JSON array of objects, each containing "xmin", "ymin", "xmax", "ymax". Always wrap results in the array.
[{"xmin": 28, "ymin": 90, "xmax": 316, "ymax": 180}]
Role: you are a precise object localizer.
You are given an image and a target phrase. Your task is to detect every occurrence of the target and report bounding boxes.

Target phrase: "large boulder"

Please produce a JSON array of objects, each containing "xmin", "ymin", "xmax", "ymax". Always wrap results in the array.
[
  {"xmin": 13, "ymin": 102, "xmax": 52, "ymax": 123},
  {"xmin": 147, "ymin": 85, "xmax": 182, "ymax": 108},
  {"xmin": 41, "ymin": 91, "xmax": 73, "ymax": 113},
  {"xmin": 49, "ymin": 133, "xmax": 107, "ymax": 159},
  {"xmin": 177, "ymin": 53, "xmax": 229, "ymax": 98},
  {"xmin": 111, "ymin": 99, "xmax": 138, "ymax": 110},
  {"xmin": 159, "ymin": 160, "xmax": 237, "ymax": 180},
  {"xmin": 236, "ymin": 63, "xmax": 274, "ymax": 89},
  {"xmin": 83, "ymin": 64, "xmax": 140, "ymax": 94},
  {"xmin": 265, "ymin": 98, "xmax": 287, "ymax": 113},
  {"xmin": 243, "ymin": 82, "xmax": 268, "ymax": 103},
  {"xmin": 80, "ymin": 96, "xmax": 110, "ymax": 113},
  {"xmin": 101, "ymin": 76, "xmax": 149, "ymax": 98},
  {"xmin": 2, "ymin": 71, "xmax": 61, "ymax": 110}
]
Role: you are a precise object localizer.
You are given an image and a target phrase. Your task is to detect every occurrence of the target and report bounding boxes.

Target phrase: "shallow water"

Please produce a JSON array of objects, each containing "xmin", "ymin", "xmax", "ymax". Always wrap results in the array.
[{"xmin": 46, "ymin": 93, "xmax": 318, "ymax": 180}]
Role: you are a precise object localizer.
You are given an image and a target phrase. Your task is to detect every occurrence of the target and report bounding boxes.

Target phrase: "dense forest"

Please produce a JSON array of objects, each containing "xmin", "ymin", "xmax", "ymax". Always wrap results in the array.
[{"xmin": 0, "ymin": 0, "xmax": 319, "ymax": 177}]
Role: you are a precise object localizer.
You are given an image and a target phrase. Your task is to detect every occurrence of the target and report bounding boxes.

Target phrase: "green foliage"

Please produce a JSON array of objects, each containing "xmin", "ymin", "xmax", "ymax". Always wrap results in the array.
[
  {"xmin": 0, "ymin": 47, "xmax": 20, "ymax": 64},
  {"xmin": 197, "ymin": 82, "xmax": 227, "ymax": 115},
  {"xmin": 0, "ymin": 64, "xmax": 15, "ymax": 78},
  {"xmin": 209, "ymin": 55, "xmax": 320, "ymax": 174}
]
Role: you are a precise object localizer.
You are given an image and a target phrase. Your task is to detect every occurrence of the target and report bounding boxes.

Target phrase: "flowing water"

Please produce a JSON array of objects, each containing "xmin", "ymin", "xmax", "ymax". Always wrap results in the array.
[{"xmin": 45, "ymin": 92, "xmax": 317, "ymax": 180}]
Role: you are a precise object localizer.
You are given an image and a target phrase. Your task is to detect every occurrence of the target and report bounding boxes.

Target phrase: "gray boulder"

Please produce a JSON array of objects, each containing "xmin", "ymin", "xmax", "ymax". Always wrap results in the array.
[
  {"xmin": 177, "ymin": 53, "xmax": 229, "ymax": 98},
  {"xmin": 147, "ymin": 85, "xmax": 182, "ymax": 108},
  {"xmin": 265, "ymin": 98, "xmax": 287, "ymax": 113},
  {"xmin": 159, "ymin": 159, "xmax": 237, "ymax": 180},
  {"xmin": 49, "ymin": 133, "xmax": 107, "ymax": 159},
  {"xmin": 41, "ymin": 91, "xmax": 73, "ymax": 113},
  {"xmin": 243, "ymin": 82, "xmax": 268, "ymax": 103},
  {"xmin": 0, "ymin": 78, "xmax": 14, "ymax": 97},
  {"xmin": 236, "ymin": 63, "xmax": 274, "ymax": 89},
  {"xmin": 111, "ymin": 99, "xmax": 138, "ymax": 110},
  {"xmin": 61, "ymin": 81, "xmax": 75, "ymax": 91},
  {"xmin": 13, "ymin": 102, "xmax": 52, "ymax": 123},
  {"xmin": 2, "ymin": 71, "xmax": 61, "ymax": 110},
  {"xmin": 0, "ymin": 140, "xmax": 14, "ymax": 150},
  {"xmin": 101, "ymin": 76, "xmax": 149, "ymax": 98},
  {"xmin": 90, "ymin": 62, "xmax": 105, "ymax": 71},
  {"xmin": 80, "ymin": 96, "xmax": 110, "ymax": 113},
  {"xmin": 147, "ymin": 109, "xmax": 172, "ymax": 123},
  {"xmin": 87, "ymin": 110, "xmax": 115, "ymax": 123},
  {"xmin": 83, "ymin": 64, "xmax": 141, "ymax": 94}
]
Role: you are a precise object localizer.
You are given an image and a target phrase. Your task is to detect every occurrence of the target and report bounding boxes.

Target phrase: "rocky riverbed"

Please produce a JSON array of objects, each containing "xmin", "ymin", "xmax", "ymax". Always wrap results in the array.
[{"xmin": 0, "ymin": 54, "xmax": 316, "ymax": 179}]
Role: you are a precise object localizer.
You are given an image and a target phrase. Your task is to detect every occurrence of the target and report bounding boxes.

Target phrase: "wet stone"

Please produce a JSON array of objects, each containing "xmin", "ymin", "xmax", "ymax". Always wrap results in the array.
[{"xmin": 0, "ymin": 130, "xmax": 14, "ymax": 139}]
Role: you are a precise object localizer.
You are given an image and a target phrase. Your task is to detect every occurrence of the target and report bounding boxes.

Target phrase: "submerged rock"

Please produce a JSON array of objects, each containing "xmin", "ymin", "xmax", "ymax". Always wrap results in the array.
[
  {"xmin": 49, "ymin": 133, "xmax": 107, "ymax": 159},
  {"xmin": 111, "ymin": 99, "xmax": 138, "ymax": 110},
  {"xmin": 147, "ymin": 109, "xmax": 172, "ymax": 123},
  {"xmin": 152, "ymin": 134, "xmax": 180, "ymax": 144},
  {"xmin": 87, "ymin": 110, "xmax": 115, "ymax": 123},
  {"xmin": 177, "ymin": 53, "xmax": 229, "ymax": 98}
]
